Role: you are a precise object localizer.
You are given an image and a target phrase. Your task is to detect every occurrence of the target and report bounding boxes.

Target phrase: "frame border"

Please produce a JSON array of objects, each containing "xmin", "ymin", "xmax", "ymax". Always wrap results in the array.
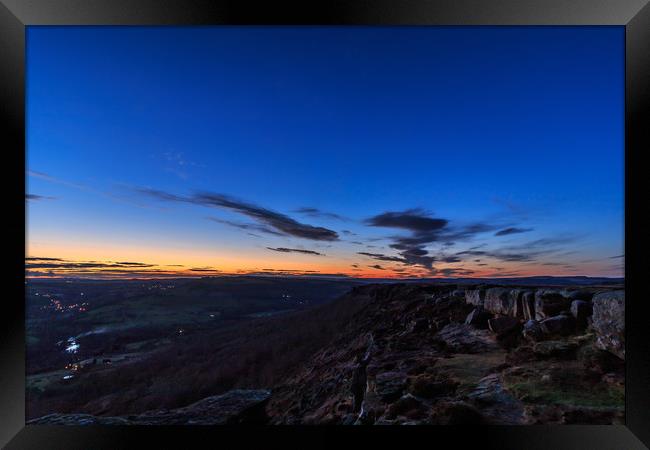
[{"xmin": 2, "ymin": 1, "xmax": 648, "ymax": 448}]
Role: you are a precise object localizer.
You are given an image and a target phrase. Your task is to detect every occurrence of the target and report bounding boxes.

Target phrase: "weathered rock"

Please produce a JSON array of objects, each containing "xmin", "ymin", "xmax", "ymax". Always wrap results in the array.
[
  {"xmin": 132, "ymin": 389, "xmax": 271, "ymax": 425},
  {"xmin": 539, "ymin": 315, "xmax": 575, "ymax": 336},
  {"xmin": 483, "ymin": 288, "xmax": 529, "ymax": 318},
  {"xmin": 488, "ymin": 316, "xmax": 521, "ymax": 336},
  {"xmin": 27, "ymin": 414, "xmax": 131, "ymax": 425},
  {"xmin": 386, "ymin": 394, "xmax": 425, "ymax": 419},
  {"xmin": 464, "ymin": 307, "xmax": 491, "ymax": 329},
  {"xmin": 28, "ymin": 389, "xmax": 272, "ymax": 425},
  {"xmin": 374, "ymin": 371, "xmax": 408, "ymax": 403},
  {"xmin": 434, "ymin": 296, "xmax": 454, "ymax": 306},
  {"xmin": 562, "ymin": 289, "xmax": 595, "ymax": 302},
  {"xmin": 408, "ymin": 318, "xmax": 430, "ymax": 333},
  {"xmin": 510, "ymin": 289, "xmax": 530, "ymax": 319},
  {"xmin": 436, "ymin": 323, "xmax": 499, "ymax": 353},
  {"xmin": 534, "ymin": 290, "xmax": 571, "ymax": 320},
  {"xmin": 570, "ymin": 300, "xmax": 592, "ymax": 329},
  {"xmin": 467, "ymin": 373, "xmax": 525, "ymax": 424},
  {"xmin": 522, "ymin": 291, "xmax": 536, "ymax": 321},
  {"xmin": 451, "ymin": 289, "xmax": 465, "ymax": 298},
  {"xmin": 592, "ymin": 291, "xmax": 625, "ymax": 359},
  {"xmin": 522, "ymin": 320, "xmax": 544, "ymax": 341},
  {"xmin": 409, "ymin": 374, "xmax": 458, "ymax": 399},
  {"xmin": 532, "ymin": 340, "xmax": 577, "ymax": 358},
  {"xmin": 431, "ymin": 317, "xmax": 450, "ymax": 332},
  {"xmin": 484, "ymin": 288, "xmax": 513, "ymax": 315},
  {"xmin": 465, "ymin": 289, "xmax": 486, "ymax": 306}
]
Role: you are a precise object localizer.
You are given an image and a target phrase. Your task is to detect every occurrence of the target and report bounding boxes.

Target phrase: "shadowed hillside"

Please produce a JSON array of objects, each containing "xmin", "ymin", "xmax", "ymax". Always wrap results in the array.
[{"xmin": 28, "ymin": 280, "xmax": 624, "ymax": 425}]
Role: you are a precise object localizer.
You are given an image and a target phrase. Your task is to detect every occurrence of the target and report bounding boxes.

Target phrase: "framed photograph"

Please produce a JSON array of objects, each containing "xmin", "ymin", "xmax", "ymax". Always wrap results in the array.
[{"xmin": 2, "ymin": 1, "xmax": 649, "ymax": 448}]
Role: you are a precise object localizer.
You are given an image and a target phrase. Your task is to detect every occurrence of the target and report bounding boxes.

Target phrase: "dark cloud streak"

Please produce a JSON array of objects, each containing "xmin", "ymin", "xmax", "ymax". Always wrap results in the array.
[
  {"xmin": 495, "ymin": 227, "xmax": 533, "ymax": 236},
  {"xmin": 294, "ymin": 207, "xmax": 348, "ymax": 221},
  {"xmin": 266, "ymin": 247, "xmax": 325, "ymax": 256},
  {"xmin": 138, "ymin": 188, "xmax": 339, "ymax": 241}
]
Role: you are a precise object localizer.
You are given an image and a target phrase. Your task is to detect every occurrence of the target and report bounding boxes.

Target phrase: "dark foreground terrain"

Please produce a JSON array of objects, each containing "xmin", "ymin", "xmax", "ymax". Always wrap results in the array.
[{"xmin": 27, "ymin": 278, "xmax": 625, "ymax": 425}]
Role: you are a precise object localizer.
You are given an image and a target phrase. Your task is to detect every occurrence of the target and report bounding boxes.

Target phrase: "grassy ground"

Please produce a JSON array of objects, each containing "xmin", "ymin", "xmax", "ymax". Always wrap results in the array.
[
  {"xmin": 502, "ymin": 360, "xmax": 624, "ymax": 409},
  {"xmin": 435, "ymin": 351, "xmax": 507, "ymax": 395}
]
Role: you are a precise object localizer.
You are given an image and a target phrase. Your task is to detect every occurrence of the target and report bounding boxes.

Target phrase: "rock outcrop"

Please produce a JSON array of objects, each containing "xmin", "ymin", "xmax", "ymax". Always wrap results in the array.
[
  {"xmin": 465, "ymin": 288, "xmax": 486, "ymax": 306},
  {"xmin": 570, "ymin": 300, "xmax": 592, "ymax": 330},
  {"xmin": 539, "ymin": 314, "xmax": 575, "ymax": 336},
  {"xmin": 29, "ymin": 282, "xmax": 624, "ymax": 426},
  {"xmin": 465, "ymin": 307, "xmax": 491, "ymax": 329},
  {"xmin": 265, "ymin": 283, "xmax": 623, "ymax": 425},
  {"xmin": 437, "ymin": 323, "xmax": 499, "ymax": 353},
  {"xmin": 477, "ymin": 288, "xmax": 535, "ymax": 320},
  {"xmin": 521, "ymin": 291, "xmax": 536, "ymax": 321},
  {"xmin": 534, "ymin": 290, "xmax": 571, "ymax": 320},
  {"xmin": 522, "ymin": 319, "xmax": 544, "ymax": 341},
  {"xmin": 484, "ymin": 288, "xmax": 513, "ymax": 316},
  {"xmin": 487, "ymin": 316, "xmax": 521, "ymax": 336},
  {"xmin": 27, "ymin": 389, "xmax": 271, "ymax": 425},
  {"xmin": 592, "ymin": 291, "xmax": 625, "ymax": 359}
]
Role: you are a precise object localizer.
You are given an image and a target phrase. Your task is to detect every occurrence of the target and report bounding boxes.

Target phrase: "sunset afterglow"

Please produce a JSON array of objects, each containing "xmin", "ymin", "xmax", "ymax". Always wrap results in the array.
[{"xmin": 26, "ymin": 27, "xmax": 624, "ymax": 280}]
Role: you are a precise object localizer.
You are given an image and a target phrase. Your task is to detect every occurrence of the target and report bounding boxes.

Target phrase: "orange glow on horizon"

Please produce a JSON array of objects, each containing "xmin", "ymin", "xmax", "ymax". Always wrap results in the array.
[{"xmin": 26, "ymin": 237, "xmax": 622, "ymax": 280}]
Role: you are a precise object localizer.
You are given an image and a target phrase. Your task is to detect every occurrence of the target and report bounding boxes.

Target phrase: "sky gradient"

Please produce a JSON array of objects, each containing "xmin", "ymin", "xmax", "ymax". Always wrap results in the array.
[{"xmin": 26, "ymin": 26, "xmax": 624, "ymax": 279}]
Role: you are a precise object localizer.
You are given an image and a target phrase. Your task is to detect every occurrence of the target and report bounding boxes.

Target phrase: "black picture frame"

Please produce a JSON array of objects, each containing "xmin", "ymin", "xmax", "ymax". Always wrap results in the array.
[{"xmin": 2, "ymin": 1, "xmax": 648, "ymax": 448}]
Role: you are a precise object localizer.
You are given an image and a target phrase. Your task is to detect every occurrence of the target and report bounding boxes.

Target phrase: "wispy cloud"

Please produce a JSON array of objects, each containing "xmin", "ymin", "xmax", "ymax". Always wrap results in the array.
[
  {"xmin": 266, "ymin": 247, "xmax": 325, "ymax": 256},
  {"xmin": 26, "ymin": 194, "xmax": 56, "ymax": 201},
  {"xmin": 25, "ymin": 258, "xmax": 155, "ymax": 270},
  {"xmin": 438, "ymin": 267, "xmax": 476, "ymax": 277},
  {"xmin": 250, "ymin": 268, "xmax": 349, "ymax": 278},
  {"xmin": 195, "ymin": 192, "xmax": 340, "ymax": 241},
  {"xmin": 27, "ymin": 171, "xmax": 86, "ymax": 190},
  {"xmin": 29, "ymin": 171, "xmax": 161, "ymax": 210},
  {"xmin": 357, "ymin": 251, "xmax": 406, "ymax": 263},
  {"xmin": 455, "ymin": 234, "xmax": 581, "ymax": 263},
  {"xmin": 138, "ymin": 188, "xmax": 340, "ymax": 242},
  {"xmin": 24, "ymin": 257, "xmax": 218, "ymax": 279},
  {"xmin": 494, "ymin": 227, "xmax": 533, "ymax": 236},
  {"xmin": 294, "ymin": 207, "xmax": 348, "ymax": 221},
  {"xmin": 207, "ymin": 217, "xmax": 285, "ymax": 237},
  {"xmin": 189, "ymin": 267, "xmax": 221, "ymax": 273},
  {"xmin": 25, "ymin": 257, "xmax": 64, "ymax": 261}
]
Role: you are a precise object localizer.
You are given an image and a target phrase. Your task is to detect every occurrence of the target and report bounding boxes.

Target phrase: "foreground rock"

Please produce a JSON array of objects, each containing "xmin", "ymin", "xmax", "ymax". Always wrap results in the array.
[
  {"xmin": 31, "ymin": 282, "xmax": 623, "ymax": 426},
  {"xmin": 487, "ymin": 316, "xmax": 521, "ymax": 336},
  {"xmin": 539, "ymin": 314, "xmax": 575, "ymax": 336},
  {"xmin": 467, "ymin": 373, "xmax": 525, "ymax": 424},
  {"xmin": 28, "ymin": 389, "xmax": 271, "ymax": 425},
  {"xmin": 437, "ymin": 323, "xmax": 499, "ymax": 353},
  {"xmin": 592, "ymin": 291, "xmax": 625, "ymax": 359},
  {"xmin": 570, "ymin": 300, "xmax": 592, "ymax": 329},
  {"xmin": 465, "ymin": 288, "xmax": 486, "ymax": 306},
  {"xmin": 266, "ymin": 283, "xmax": 624, "ymax": 425},
  {"xmin": 464, "ymin": 307, "xmax": 491, "ymax": 329},
  {"xmin": 535, "ymin": 290, "xmax": 571, "ymax": 320},
  {"xmin": 522, "ymin": 319, "xmax": 544, "ymax": 341},
  {"xmin": 484, "ymin": 288, "xmax": 513, "ymax": 316},
  {"xmin": 521, "ymin": 291, "xmax": 536, "ymax": 321}
]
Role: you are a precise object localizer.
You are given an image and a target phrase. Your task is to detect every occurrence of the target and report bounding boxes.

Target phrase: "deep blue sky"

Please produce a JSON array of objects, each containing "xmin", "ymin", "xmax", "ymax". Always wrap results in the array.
[{"xmin": 26, "ymin": 26, "xmax": 624, "ymax": 278}]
